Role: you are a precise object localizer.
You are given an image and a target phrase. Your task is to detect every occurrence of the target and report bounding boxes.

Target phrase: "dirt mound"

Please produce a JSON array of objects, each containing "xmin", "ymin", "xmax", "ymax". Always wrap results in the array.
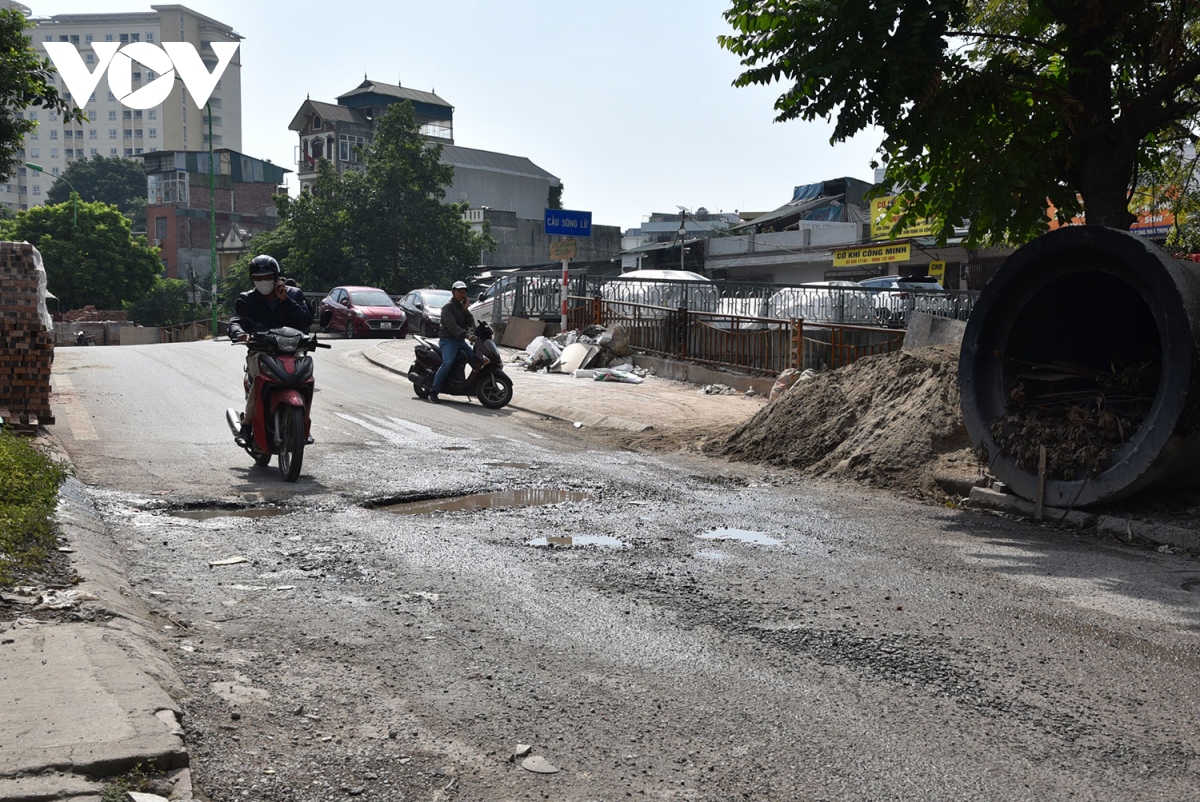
[{"xmin": 711, "ymin": 344, "xmax": 978, "ymax": 496}]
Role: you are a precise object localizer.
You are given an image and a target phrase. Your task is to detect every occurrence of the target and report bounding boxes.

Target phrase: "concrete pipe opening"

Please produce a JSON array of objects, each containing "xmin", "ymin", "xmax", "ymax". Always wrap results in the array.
[{"xmin": 959, "ymin": 226, "xmax": 1200, "ymax": 507}]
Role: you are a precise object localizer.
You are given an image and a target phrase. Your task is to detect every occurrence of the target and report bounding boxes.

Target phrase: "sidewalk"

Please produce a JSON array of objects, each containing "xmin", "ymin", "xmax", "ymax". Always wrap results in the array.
[{"xmin": 360, "ymin": 338, "xmax": 769, "ymax": 433}]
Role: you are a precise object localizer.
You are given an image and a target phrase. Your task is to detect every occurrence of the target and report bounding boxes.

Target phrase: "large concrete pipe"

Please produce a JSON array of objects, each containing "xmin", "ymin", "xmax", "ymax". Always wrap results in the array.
[{"xmin": 959, "ymin": 226, "xmax": 1200, "ymax": 507}]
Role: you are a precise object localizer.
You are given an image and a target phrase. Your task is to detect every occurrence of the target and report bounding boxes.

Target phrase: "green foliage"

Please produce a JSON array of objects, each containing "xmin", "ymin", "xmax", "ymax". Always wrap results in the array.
[
  {"xmin": 46, "ymin": 155, "xmax": 148, "ymax": 230},
  {"xmin": 0, "ymin": 431, "xmax": 68, "ymax": 587},
  {"xmin": 548, "ymin": 182, "xmax": 563, "ymax": 210},
  {"xmin": 266, "ymin": 102, "xmax": 494, "ymax": 296},
  {"xmin": 99, "ymin": 764, "xmax": 161, "ymax": 802},
  {"xmin": 5, "ymin": 198, "xmax": 161, "ymax": 310},
  {"xmin": 719, "ymin": 0, "xmax": 1200, "ymax": 246},
  {"xmin": 0, "ymin": 9, "xmax": 85, "ymax": 183},
  {"xmin": 124, "ymin": 277, "xmax": 191, "ymax": 326}
]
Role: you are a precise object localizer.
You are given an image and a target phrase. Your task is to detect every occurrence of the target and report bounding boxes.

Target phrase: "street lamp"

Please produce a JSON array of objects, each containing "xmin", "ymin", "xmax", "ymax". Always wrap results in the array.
[
  {"xmin": 25, "ymin": 162, "xmax": 76, "ymax": 227},
  {"xmin": 677, "ymin": 212, "xmax": 687, "ymax": 272}
]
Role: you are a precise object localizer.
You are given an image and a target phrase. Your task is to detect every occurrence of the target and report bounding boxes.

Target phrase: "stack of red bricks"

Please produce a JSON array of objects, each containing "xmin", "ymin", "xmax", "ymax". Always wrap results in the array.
[{"xmin": 0, "ymin": 242, "xmax": 55, "ymax": 435}]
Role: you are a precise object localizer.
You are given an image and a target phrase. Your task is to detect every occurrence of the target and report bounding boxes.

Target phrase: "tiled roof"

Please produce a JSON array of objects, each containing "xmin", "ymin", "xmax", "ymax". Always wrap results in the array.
[
  {"xmin": 439, "ymin": 144, "xmax": 559, "ymax": 183},
  {"xmin": 337, "ymin": 79, "xmax": 451, "ymax": 110},
  {"xmin": 288, "ymin": 100, "xmax": 370, "ymax": 131}
]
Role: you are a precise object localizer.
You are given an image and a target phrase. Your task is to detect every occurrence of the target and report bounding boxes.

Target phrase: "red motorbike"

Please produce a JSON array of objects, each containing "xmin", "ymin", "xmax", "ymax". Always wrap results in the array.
[{"xmin": 225, "ymin": 327, "xmax": 330, "ymax": 481}]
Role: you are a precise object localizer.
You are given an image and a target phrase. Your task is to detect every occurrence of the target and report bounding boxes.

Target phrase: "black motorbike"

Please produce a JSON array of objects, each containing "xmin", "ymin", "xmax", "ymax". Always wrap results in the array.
[{"xmin": 407, "ymin": 321, "xmax": 514, "ymax": 409}]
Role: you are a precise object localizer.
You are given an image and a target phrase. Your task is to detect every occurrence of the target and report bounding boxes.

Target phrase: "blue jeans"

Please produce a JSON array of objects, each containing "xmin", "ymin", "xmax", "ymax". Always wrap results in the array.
[{"xmin": 431, "ymin": 337, "xmax": 469, "ymax": 394}]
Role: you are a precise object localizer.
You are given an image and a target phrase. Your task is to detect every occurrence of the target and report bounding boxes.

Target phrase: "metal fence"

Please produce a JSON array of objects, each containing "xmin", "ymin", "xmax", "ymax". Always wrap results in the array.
[
  {"xmin": 508, "ymin": 273, "xmax": 977, "ymax": 330},
  {"xmin": 569, "ymin": 296, "xmax": 906, "ymax": 375}
]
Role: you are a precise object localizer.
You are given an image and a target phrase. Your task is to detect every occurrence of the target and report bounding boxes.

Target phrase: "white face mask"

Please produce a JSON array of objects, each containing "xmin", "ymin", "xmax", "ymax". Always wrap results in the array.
[{"xmin": 254, "ymin": 279, "xmax": 276, "ymax": 296}]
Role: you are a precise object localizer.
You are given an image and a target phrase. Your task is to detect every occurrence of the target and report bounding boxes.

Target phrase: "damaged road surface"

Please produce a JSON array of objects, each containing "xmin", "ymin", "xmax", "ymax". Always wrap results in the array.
[{"xmin": 45, "ymin": 339, "xmax": 1200, "ymax": 801}]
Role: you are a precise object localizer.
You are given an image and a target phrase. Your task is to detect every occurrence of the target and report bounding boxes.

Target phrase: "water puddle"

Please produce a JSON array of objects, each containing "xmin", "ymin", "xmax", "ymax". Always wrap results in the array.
[
  {"xmin": 527, "ymin": 535, "xmax": 627, "ymax": 549},
  {"xmin": 697, "ymin": 528, "xmax": 781, "ymax": 546},
  {"xmin": 169, "ymin": 507, "xmax": 290, "ymax": 521},
  {"xmin": 378, "ymin": 488, "xmax": 592, "ymax": 514},
  {"xmin": 1182, "ymin": 579, "xmax": 1200, "ymax": 593}
]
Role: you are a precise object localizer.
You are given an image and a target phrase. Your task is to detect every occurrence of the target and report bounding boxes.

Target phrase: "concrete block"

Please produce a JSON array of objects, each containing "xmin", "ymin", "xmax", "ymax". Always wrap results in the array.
[{"xmin": 903, "ymin": 311, "xmax": 967, "ymax": 350}]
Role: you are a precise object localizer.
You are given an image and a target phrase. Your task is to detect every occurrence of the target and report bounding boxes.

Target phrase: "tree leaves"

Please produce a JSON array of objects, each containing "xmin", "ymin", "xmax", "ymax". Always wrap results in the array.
[{"xmin": 719, "ymin": 0, "xmax": 1200, "ymax": 245}]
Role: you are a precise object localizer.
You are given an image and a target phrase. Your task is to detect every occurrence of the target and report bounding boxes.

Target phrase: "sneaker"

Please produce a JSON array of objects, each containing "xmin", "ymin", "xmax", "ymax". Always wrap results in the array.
[
  {"xmin": 428, "ymin": 392, "xmax": 440, "ymax": 404},
  {"xmin": 235, "ymin": 423, "xmax": 251, "ymax": 447}
]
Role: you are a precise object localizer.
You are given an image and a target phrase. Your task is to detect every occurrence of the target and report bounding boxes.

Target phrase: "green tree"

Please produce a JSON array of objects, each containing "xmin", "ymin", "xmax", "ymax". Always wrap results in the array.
[
  {"xmin": 0, "ymin": 9, "xmax": 85, "ymax": 182},
  {"xmin": 719, "ymin": 0, "xmax": 1200, "ymax": 246},
  {"xmin": 125, "ymin": 277, "xmax": 191, "ymax": 326},
  {"xmin": 275, "ymin": 102, "xmax": 494, "ymax": 294},
  {"xmin": 46, "ymin": 155, "xmax": 148, "ymax": 230},
  {"xmin": 3, "ymin": 199, "xmax": 161, "ymax": 310}
]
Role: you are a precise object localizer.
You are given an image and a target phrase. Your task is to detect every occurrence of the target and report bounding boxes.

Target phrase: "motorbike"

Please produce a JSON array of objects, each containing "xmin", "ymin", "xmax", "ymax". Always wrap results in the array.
[
  {"xmin": 407, "ymin": 321, "xmax": 514, "ymax": 409},
  {"xmin": 75, "ymin": 331, "xmax": 96, "ymax": 346},
  {"xmin": 225, "ymin": 327, "xmax": 330, "ymax": 481}
]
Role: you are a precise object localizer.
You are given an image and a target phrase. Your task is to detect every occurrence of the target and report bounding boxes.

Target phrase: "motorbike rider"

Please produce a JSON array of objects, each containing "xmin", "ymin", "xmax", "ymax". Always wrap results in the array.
[
  {"xmin": 228, "ymin": 254, "xmax": 314, "ymax": 440},
  {"xmin": 428, "ymin": 280, "xmax": 475, "ymax": 403}
]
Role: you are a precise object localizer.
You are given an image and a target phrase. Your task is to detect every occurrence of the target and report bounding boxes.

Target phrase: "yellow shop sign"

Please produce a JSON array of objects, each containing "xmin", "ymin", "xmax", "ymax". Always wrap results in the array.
[{"xmin": 833, "ymin": 242, "xmax": 911, "ymax": 267}]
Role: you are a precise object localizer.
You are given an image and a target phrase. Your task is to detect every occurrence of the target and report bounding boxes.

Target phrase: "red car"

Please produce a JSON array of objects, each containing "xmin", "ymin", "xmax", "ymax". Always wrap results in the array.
[{"xmin": 318, "ymin": 286, "xmax": 407, "ymax": 339}]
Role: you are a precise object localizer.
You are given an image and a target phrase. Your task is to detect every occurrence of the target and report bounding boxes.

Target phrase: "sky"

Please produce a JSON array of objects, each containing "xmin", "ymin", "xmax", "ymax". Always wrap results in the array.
[{"xmin": 25, "ymin": 0, "xmax": 884, "ymax": 232}]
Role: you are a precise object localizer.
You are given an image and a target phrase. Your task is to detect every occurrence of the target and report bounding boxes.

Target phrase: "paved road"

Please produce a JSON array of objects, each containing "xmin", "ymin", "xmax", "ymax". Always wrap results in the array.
[{"xmin": 29, "ymin": 337, "xmax": 1200, "ymax": 801}]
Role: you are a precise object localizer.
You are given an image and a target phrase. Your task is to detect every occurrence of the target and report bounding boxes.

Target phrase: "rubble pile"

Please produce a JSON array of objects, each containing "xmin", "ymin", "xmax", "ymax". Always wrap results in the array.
[
  {"xmin": 0, "ymin": 242, "xmax": 55, "ymax": 434},
  {"xmin": 511, "ymin": 324, "xmax": 650, "ymax": 383},
  {"xmin": 714, "ymin": 344, "xmax": 974, "ymax": 494}
]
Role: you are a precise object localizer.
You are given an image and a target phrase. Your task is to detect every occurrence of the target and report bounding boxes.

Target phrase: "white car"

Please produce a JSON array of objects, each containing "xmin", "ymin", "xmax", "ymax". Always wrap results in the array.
[
  {"xmin": 766, "ymin": 280, "xmax": 878, "ymax": 325},
  {"xmin": 857, "ymin": 275, "xmax": 946, "ymax": 327},
  {"xmin": 599, "ymin": 269, "xmax": 720, "ymax": 317}
]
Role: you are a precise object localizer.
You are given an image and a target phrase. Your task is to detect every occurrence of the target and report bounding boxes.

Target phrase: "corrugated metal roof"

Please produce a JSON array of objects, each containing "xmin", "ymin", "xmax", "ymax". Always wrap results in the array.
[
  {"xmin": 439, "ymin": 144, "xmax": 559, "ymax": 183},
  {"xmin": 728, "ymin": 194, "xmax": 842, "ymax": 231},
  {"xmin": 337, "ymin": 79, "xmax": 451, "ymax": 110}
]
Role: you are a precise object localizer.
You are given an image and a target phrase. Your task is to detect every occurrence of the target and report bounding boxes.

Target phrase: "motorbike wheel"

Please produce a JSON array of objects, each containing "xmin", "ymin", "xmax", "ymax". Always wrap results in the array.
[
  {"xmin": 413, "ymin": 382, "xmax": 430, "ymax": 399},
  {"xmin": 275, "ymin": 406, "xmax": 306, "ymax": 482},
  {"xmin": 476, "ymin": 372, "xmax": 513, "ymax": 409}
]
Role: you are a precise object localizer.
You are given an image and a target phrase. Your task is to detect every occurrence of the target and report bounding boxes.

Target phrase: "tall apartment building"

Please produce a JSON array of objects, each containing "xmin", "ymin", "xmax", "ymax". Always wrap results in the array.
[{"xmin": 0, "ymin": 2, "xmax": 242, "ymax": 213}]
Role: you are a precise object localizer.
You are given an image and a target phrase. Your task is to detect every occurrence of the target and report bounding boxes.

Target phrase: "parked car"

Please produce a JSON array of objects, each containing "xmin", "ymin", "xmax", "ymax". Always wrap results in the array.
[
  {"xmin": 767, "ymin": 280, "xmax": 877, "ymax": 325},
  {"xmin": 398, "ymin": 288, "xmax": 453, "ymax": 337},
  {"xmin": 599, "ymin": 269, "xmax": 720, "ymax": 318},
  {"xmin": 469, "ymin": 273, "xmax": 568, "ymax": 324},
  {"xmin": 857, "ymin": 275, "xmax": 945, "ymax": 327},
  {"xmin": 318, "ymin": 286, "xmax": 407, "ymax": 339}
]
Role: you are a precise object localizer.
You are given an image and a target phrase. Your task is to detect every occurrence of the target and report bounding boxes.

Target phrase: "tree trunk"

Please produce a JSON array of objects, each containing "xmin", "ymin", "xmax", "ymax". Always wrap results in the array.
[{"xmin": 1075, "ymin": 130, "xmax": 1138, "ymax": 230}]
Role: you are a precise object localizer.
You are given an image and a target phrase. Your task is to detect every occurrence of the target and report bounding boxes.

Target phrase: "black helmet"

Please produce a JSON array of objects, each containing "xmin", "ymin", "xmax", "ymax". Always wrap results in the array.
[{"xmin": 248, "ymin": 254, "xmax": 280, "ymax": 278}]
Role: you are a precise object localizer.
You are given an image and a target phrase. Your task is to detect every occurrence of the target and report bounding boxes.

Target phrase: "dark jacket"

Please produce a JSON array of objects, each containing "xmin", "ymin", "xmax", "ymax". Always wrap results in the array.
[
  {"xmin": 438, "ymin": 298, "xmax": 474, "ymax": 339},
  {"xmin": 229, "ymin": 286, "xmax": 313, "ymax": 339}
]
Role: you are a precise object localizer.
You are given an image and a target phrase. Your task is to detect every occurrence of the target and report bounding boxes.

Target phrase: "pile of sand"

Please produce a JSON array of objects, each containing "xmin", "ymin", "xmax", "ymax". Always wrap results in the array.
[{"xmin": 711, "ymin": 344, "xmax": 980, "ymax": 496}]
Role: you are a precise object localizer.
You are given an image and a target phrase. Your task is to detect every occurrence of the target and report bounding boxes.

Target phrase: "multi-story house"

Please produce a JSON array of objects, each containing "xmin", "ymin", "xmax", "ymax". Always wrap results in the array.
[{"xmin": 0, "ymin": 2, "xmax": 242, "ymax": 214}]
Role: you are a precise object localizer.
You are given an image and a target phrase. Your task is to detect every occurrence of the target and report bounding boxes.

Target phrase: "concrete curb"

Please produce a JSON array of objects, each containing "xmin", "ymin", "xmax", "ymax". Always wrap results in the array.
[{"xmin": 0, "ymin": 465, "xmax": 195, "ymax": 799}]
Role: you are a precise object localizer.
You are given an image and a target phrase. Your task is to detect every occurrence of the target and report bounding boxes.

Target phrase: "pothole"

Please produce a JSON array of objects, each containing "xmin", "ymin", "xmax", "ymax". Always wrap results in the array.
[
  {"xmin": 168, "ymin": 507, "xmax": 291, "ymax": 520},
  {"xmin": 376, "ymin": 488, "xmax": 593, "ymax": 514},
  {"xmin": 485, "ymin": 461, "xmax": 536, "ymax": 469},
  {"xmin": 697, "ymin": 528, "xmax": 781, "ymax": 546},
  {"xmin": 527, "ymin": 535, "xmax": 627, "ymax": 548}
]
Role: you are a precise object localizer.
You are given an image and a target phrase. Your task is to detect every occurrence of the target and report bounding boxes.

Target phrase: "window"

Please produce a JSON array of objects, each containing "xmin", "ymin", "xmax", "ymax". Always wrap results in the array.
[
  {"xmin": 58, "ymin": 35, "xmax": 67, "ymax": 42},
  {"xmin": 29, "ymin": 147, "xmax": 37, "ymax": 158},
  {"xmin": 109, "ymin": 129, "xmax": 117, "ymax": 139},
  {"xmin": 50, "ymin": 148, "xmax": 57, "ymax": 157},
  {"xmin": 89, "ymin": 93, "xmax": 95, "ymax": 102},
  {"xmin": 134, "ymin": 110, "xmax": 142, "ymax": 119},
  {"xmin": 148, "ymin": 128, "xmax": 157, "ymax": 138},
  {"xmin": 51, "ymin": 167, "xmax": 59, "ymax": 175},
  {"xmin": 123, "ymin": 110, "xmax": 131, "ymax": 119},
  {"xmin": 134, "ymin": 129, "xmax": 142, "ymax": 138},
  {"xmin": 123, "ymin": 130, "xmax": 132, "ymax": 139},
  {"xmin": 146, "ymin": 71, "xmax": 155, "ymax": 80},
  {"xmin": 339, "ymin": 134, "xmax": 365, "ymax": 163},
  {"xmin": 70, "ymin": 34, "xmax": 79, "ymax": 44},
  {"xmin": 135, "ymin": 147, "xmax": 143, "ymax": 154},
  {"xmin": 27, "ymin": 111, "xmax": 35, "ymax": 120},
  {"xmin": 109, "ymin": 148, "xmax": 117, "ymax": 156},
  {"xmin": 312, "ymin": 115, "xmax": 322, "ymax": 130},
  {"xmin": 132, "ymin": 72, "xmax": 141, "ymax": 82},
  {"xmin": 32, "ymin": 186, "xmax": 39, "ymax": 195},
  {"xmin": 131, "ymin": 33, "xmax": 140, "ymax": 42},
  {"xmin": 124, "ymin": 148, "xmax": 132, "ymax": 156},
  {"xmin": 119, "ymin": 33, "xmax": 128, "ymax": 43},
  {"xmin": 85, "ymin": 34, "xmax": 92, "ymax": 42},
  {"xmin": 107, "ymin": 91, "xmax": 115, "ymax": 101},
  {"xmin": 90, "ymin": 148, "xmax": 97, "ymax": 156},
  {"xmin": 85, "ymin": 54, "xmax": 93, "ymax": 64},
  {"xmin": 148, "ymin": 109, "xmax": 157, "ymax": 120},
  {"xmin": 105, "ymin": 34, "xmax": 113, "ymax": 41},
  {"xmin": 87, "ymin": 110, "xmax": 96, "ymax": 121},
  {"xmin": 108, "ymin": 110, "xmax": 116, "ymax": 120},
  {"xmin": 49, "ymin": 130, "xmax": 58, "ymax": 139},
  {"xmin": 154, "ymin": 216, "xmax": 167, "ymax": 239},
  {"xmin": 64, "ymin": 130, "xmax": 72, "ymax": 139},
  {"xmin": 146, "ymin": 33, "xmax": 154, "ymax": 42},
  {"xmin": 48, "ymin": 112, "xmax": 58, "ymax": 122},
  {"xmin": 63, "ymin": 93, "xmax": 72, "ymax": 102}
]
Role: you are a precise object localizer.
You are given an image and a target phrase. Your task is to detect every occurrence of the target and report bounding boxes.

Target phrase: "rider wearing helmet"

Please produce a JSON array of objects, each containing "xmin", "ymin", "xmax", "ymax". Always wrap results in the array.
[
  {"xmin": 228, "ymin": 255, "xmax": 313, "ymax": 440},
  {"xmin": 428, "ymin": 280, "xmax": 474, "ymax": 403}
]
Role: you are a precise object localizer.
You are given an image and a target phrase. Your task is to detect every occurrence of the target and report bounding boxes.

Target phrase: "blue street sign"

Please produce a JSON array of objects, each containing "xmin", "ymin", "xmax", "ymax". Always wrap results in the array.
[{"xmin": 544, "ymin": 208, "xmax": 592, "ymax": 237}]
